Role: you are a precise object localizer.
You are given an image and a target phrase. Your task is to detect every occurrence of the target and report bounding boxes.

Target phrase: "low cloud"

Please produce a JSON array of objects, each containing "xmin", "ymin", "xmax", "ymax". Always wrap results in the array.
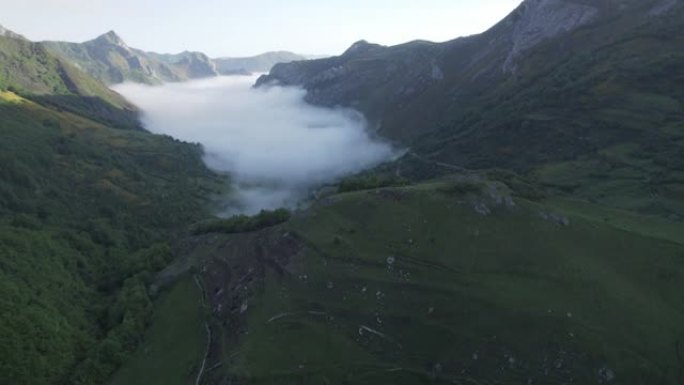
[{"xmin": 113, "ymin": 76, "xmax": 396, "ymax": 214}]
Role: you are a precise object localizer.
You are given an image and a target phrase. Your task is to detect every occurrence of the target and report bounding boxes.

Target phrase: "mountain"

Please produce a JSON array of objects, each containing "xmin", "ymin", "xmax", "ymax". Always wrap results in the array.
[
  {"xmin": 145, "ymin": 50, "xmax": 219, "ymax": 79},
  {"xmin": 1, "ymin": 28, "xmax": 225, "ymax": 385},
  {"xmin": 43, "ymin": 31, "xmax": 306, "ymax": 84},
  {"xmin": 0, "ymin": 24, "xmax": 27, "ymax": 40},
  {"xmin": 213, "ymin": 51, "xmax": 306, "ymax": 75},
  {"xmin": 257, "ymin": 0, "xmax": 684, "ymax": 166},
  {"xmin": 257, "ymin": 0, "xmax": 684, "ymax": 219},
  {"xmin": 43, "ymin": 31, "xmax": 219, "ymax": 85},
  {"xmin": 0, "ymin": 34, "xmax": 139, "ymax": 128}
]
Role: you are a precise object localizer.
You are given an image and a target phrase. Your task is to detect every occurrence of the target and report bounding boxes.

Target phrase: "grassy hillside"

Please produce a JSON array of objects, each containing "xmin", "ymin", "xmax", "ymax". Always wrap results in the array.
[
  {"xmin": 0, "ymin": 90, "xmax": 225, "ymax": 385},
  {"xmin": 116, "ymin": 177, "xmax": 684, "ymax": 384}
]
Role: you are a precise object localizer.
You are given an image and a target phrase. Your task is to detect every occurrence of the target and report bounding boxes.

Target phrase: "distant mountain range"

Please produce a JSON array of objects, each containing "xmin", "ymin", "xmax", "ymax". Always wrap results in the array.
[
  {"xmin": 38, "ymin": 30, "xmax": 308, "ymax": 85},
  {"xmin": 214, "ymin": 51, "xmax": 307, "ymax": 75}
]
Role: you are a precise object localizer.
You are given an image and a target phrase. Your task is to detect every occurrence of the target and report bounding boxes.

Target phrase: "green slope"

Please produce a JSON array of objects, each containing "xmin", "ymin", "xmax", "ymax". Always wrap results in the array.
[
  {"xmin": 122, "ymin": 178, "xmax": 684, "ymax": 385},
  {"xmin": 0, "ymin": 88, "xmax": 223, "ymax": 384}
]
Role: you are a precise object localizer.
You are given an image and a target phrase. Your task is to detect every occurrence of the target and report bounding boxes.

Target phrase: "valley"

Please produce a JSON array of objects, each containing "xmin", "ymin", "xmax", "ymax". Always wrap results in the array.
[{"xmin": 1, "ymin": 0, "xmax": 684, "ymax": 384}]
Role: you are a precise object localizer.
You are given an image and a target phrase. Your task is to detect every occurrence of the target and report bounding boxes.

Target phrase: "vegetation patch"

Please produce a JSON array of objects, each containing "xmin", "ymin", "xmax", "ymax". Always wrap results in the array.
[{"xmin": 191, "ymin": 209, "xmax": 291, "ymax": 235}]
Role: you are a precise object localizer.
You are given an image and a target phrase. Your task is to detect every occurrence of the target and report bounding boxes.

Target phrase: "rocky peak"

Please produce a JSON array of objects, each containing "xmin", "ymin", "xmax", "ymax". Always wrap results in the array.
[
  {"xmin": 94, "ymin": 30, "xmax": 128, "ymax": 47},
  {"xmin": 503, "ymin": 0, "xmax": 600, "ymax": 72},
  {"xmin": 343, "ymin": 40, "xmax": 383, "ymax": 56}
]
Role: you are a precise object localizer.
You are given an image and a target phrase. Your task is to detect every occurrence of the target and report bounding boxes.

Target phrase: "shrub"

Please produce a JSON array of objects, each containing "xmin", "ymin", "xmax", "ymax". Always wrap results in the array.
[
  {"xmin": 338, "ymin": 174, "xmax": 409, "ymax": 193},
  {"xmin": 191, "ymin": 208, "xmax": 291, "ymax": 235}
]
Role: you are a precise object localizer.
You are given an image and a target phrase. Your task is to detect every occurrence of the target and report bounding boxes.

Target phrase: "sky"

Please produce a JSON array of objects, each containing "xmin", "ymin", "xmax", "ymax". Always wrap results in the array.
[{"xmin": 0, "ymin": 0, "xmax": 523, "ymax": 57}]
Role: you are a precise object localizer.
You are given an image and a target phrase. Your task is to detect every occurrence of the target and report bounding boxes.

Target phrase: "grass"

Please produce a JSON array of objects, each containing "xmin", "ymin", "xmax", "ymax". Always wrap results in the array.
[
  {"xmin": 170, "ymin": 181, "xmax": 684, "ymax": 384},
  {"xmin": 108, "ymin": 277, "xmax": 207, "ymax": 385},
  {"xmin": 0, "ymin": 90, "xmax": 23, "ymax": 103}
]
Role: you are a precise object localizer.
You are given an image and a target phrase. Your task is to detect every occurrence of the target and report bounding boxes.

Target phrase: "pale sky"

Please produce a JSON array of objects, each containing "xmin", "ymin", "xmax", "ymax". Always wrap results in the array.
[{"xmin": 0, "ymin": 0, "xmax": 523, "ymax": 57}]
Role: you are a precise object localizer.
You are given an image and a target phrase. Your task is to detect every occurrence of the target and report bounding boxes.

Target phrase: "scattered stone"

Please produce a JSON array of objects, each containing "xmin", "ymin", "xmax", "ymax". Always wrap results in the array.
[
  {"xmin": 540, "ymin": 211, "xmax": 570, "ymax": 226},
  {"xmin": 431, "ymin": 63, "xmax": 444, "ymax": 81},
  {"xmin": 474, "ymin": 202, "xmax": 491, "ymax": 216},
  {"xmin": 598, "ymin": 367, "xmax": 616, "ymax": 383},
  {"xmin": 431, "ymin": 362, "xmax": 443, "ymax": 379},
  {"xmin": 387, "ymin": 256, "xmax": 396, "ymax": 265},
  {"xmin": 239, "ymin": 302, "xmax": 249, "ymax": 314},
  {"xmin": 508, "ymin": 356, "xmax": 517, "ymax": 368},
  {"xmin": 327, "ymin": 281, "xmax": 334, "ymax": 289},
  {"xmin": 555, "ymin": 359, "xmax": 563, "ymax": 369}
]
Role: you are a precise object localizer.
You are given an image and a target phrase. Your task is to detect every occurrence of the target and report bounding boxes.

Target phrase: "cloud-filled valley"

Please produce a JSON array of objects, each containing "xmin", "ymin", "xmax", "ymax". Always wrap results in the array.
[{"xmin": 113, "ymin": 76, "xmax": 396, "ymax": 214}]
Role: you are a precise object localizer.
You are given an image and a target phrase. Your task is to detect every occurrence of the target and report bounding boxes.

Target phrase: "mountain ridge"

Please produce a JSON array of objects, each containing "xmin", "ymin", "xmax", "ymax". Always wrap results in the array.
[
  {"xmin": 0, "ymin": 24, "xmax": 27, "ymax": 40},
  {"xmin": 42, "ymin": 30, "xmax": 312, "ymax": 84},
  {"xmin": 213, "ymin": 51, "xmax": 307, "ymax": 75},
  {"xmin": 42, "ymin": 31, "xmax": 218, "ymax": 84},
  {"xmin": 257, "ymin": 0, "xmax": 684, "ymax": 168}
]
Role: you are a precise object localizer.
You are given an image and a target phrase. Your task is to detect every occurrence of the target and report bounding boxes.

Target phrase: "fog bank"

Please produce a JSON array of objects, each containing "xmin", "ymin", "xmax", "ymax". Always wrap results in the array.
[{"xmin": 113, "ymin": 76, "xmax": 396, "ymax": 214}]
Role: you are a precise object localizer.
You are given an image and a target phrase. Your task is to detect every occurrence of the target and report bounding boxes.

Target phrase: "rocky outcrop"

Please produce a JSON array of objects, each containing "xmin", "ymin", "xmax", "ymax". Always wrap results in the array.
[
  {"xmin": 649, "ymin": 0, "xmax": 680, "ymax": 15},
  {"xmin": 502, "ymin": 0, "xmax": 600, "ymax": 72},
  {"xmin": 147, "ymin": 50, "xmax": 219, "ymax": 79}
]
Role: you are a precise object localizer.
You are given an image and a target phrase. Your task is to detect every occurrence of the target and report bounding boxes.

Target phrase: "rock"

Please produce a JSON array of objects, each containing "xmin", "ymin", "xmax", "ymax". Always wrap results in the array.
[
  {"xmin": 649, "ymin": 0, "xmax": 679, "ymax": 15},
  {"xmin": 503, "ymin": 0, "xmax": 600, "ymax": 72},
  {"xmin": 431, "ymin": 63, "xmax": 444, "ymax": 80},
  {"xmin": 474, "ymin": 202, "xmax": 491, "ymax": 216},
  {"xmin": 540, "ymin": 211, "xmax": 570, "ymax": 226},
  {"xmin": 598, "ymin": 366, "xmax": 616, "ymax": 383}
]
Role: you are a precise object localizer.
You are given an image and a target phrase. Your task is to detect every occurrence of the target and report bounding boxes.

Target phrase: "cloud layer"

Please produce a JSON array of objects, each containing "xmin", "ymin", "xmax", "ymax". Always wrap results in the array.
[{"xmin": 113, "ymin": 76, "xmax": 396, "ymax": 214}]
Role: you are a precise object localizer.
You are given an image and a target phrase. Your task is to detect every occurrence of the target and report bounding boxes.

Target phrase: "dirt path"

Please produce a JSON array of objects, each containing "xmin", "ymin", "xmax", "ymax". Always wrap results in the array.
[{"xmin": 193, "ymin": 275, "xmax": 211, "ymax": 385}]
